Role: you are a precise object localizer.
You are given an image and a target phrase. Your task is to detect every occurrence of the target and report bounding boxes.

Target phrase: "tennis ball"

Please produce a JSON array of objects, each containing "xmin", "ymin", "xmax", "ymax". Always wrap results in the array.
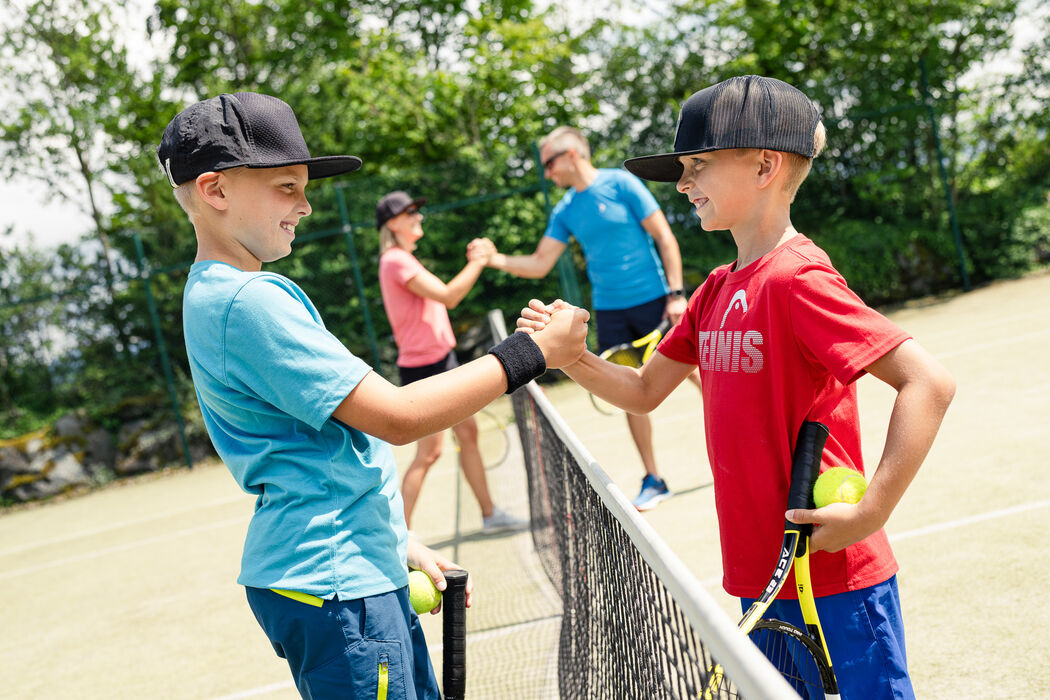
[
  {"xmin": 813, "ymin": 467, "xmax": 867, "ymax": 508},
  {"xmin": 408, "ymin": 570, "xmax": 442, "ymax": 614}
]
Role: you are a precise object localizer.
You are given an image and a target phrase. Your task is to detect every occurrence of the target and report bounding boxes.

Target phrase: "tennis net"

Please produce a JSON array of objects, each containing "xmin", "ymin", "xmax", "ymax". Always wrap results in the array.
[{"xmin": 488, "ymin": 310, "xmax": 798, "ymax": 700}]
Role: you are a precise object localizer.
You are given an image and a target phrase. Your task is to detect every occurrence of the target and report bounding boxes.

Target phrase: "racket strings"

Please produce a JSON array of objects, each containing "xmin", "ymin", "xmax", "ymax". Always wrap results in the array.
[
  {"xmin": 604, "ymin": 346, "xmax": 643, "ymax": 367},
  {"xmin": 750, "ymin": 623, "xmax": 829, "ymax": 699}
]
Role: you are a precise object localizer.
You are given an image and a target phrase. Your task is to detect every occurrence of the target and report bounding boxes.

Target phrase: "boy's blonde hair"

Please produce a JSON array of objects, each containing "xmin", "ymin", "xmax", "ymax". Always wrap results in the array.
[
  {"xmin": 782, "ymin": 121, "xmax": 826, "ymax": 201},
  {"xmin": 539, "ymin": 126, "xmax": 591, "ymax": 161},
  {"xmin": 173, "ymin": 182, "xmax": 198, "ymax": 220}
]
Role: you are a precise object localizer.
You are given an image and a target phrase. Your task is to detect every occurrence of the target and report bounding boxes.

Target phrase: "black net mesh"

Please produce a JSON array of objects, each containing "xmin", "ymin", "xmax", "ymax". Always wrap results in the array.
[{"xmin": 510, "ymin": 386, "xmax": 750, "ymax": 699}]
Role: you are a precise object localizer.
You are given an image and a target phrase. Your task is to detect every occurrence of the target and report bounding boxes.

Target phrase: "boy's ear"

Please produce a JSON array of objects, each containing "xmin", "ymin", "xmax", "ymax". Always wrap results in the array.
[
  {"xmin": 755, "ymin": 150, "xmax": 785, "ymax": 190},
  {"xmin": 196, "ymin": 171, "xmax": 230, "ymax": 211}
]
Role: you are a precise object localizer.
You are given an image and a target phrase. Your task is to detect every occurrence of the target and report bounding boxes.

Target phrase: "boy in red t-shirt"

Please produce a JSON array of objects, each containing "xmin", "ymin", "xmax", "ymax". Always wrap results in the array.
[{"xmin": 518, "ymin": 75, "xmax": 955, "ymax": 699}]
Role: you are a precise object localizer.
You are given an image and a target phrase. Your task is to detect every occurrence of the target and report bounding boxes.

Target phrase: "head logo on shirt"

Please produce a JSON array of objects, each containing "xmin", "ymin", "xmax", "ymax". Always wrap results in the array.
[
  {"xmin": 719, "ymin": 289, "xmax": 748, "ymax": 329},
  {"xmin": 698, "ymin": 287, "xmax": 764, "ymax": 374}
]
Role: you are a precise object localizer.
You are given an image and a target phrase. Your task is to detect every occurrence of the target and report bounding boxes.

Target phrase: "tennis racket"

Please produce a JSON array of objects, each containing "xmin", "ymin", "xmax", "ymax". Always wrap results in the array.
[
  {"xmin": 450, "ymin": 408, "xmax": 511, "ymax": 470},
  {"xmin": 442, "ymin": 568, "xmax": 469, "ymax": 700},
  {"xmin": 704, "ymin": 421, "xmax": 840, "ymax": 699},
  {"xmin": 589, "ymin": 318, "xmax": 672, "ymax": 415}
]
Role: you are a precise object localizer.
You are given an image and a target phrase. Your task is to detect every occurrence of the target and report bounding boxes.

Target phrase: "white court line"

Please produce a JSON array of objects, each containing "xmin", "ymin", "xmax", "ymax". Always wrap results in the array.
[
  {"xmin": 0, "ymin": 515, "xmax": 247, "ymax": 581},
  {"xmin": 697, "ymin": 498, "xmax": 1050, "ymax": 589},
  {"xmin": 908, "ymin": 308, "xmax": 1048, "ymax": 341},
  {"xmin": 0, "ymin": 494, "xmax": 247, "ymax": 559},
  {"xmin": 887, "ymin": 498, "xmax": 1050, "ymax": 542},
  {"xmin": 936, "ymin": 328, "xmax": 1050, "ymax": 359},
  {"xmin": 211, "ymin": 501, "xmax": 1050, "ymax": 699}
]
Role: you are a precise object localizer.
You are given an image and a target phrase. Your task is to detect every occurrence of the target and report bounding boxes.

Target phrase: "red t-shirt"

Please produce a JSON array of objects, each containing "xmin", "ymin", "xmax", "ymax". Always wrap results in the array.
[
  {"xmin": 378, "ymin": 248, "xmax": 456, "ymax": 368},
  {"xmin": 658, "ymin": 235, "xmax": 910, "ymax": 599}
]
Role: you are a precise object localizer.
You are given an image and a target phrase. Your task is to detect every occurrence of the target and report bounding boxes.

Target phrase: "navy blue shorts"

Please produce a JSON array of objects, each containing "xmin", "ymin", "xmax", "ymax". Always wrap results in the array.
[
  {"xmin": 741, "ymin": 575, "xmax": 914, "ymax": 700},
  {"xmin": 593, "ymin": 295, "xmax": 667, "ymax": 354},
  {"xmin": 398, "ymin": 351, "xmax": 459, "ymax": 386},
  {"xmin": 245, "ymin": 586, "xmax": 439, "ymax": 700}
]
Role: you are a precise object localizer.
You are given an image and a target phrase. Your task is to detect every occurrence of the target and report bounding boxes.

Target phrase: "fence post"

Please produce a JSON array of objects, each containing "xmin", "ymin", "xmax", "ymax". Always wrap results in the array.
[
  {"xmin": 533, "ymin": 143, "xmax": 584, "ymax": 307},
  {"xmin": 334, "ymin": 186, "xmax": 383, "ymax": 371},
  {"xmin": 919, "ymin": 57, "xmax": 971, "ymax": 291},
  {"xmin": 132, "ymin": 233, "xmax": 193, "ymax": 470}
]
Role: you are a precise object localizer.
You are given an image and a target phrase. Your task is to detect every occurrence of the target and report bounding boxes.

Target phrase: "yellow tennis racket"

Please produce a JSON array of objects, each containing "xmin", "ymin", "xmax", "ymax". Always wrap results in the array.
[
  {"xmin": 589, "ymin": 319, "xmax": 672, "ymax": 415},
  {"xmin": 704, "ymin": 421, "xmax": 840, "ymax": 699}
]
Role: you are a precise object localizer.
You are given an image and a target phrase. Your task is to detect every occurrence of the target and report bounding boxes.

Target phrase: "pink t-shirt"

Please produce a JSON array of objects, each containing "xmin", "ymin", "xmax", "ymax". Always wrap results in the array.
[
  {"xmin": 658, "ymin": 234, "xmax": 910, "ymax": 599},
  {"xmin": 378, "ymin": 248, "xmax": 456, "ymax": 368}
]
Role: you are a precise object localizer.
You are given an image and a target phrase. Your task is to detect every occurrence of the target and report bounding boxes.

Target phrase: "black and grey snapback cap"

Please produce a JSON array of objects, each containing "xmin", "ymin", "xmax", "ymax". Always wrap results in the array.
[
  {"xmin": 624, "ymin": 75, "xmax": 821, "ymax": 182},
  {"xmin": 157, "ymin": 92, "xmax": 362, "ymax": 187}
]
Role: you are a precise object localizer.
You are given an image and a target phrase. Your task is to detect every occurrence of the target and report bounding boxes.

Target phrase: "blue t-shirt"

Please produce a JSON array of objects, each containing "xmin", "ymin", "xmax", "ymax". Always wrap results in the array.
[
  {"xmin": 545, "ymin": 168, "xmax": 669, "ymax": 310},
  {"xmin": 183, "ymin": 261, "xmax": 408, "ymax": 599}
]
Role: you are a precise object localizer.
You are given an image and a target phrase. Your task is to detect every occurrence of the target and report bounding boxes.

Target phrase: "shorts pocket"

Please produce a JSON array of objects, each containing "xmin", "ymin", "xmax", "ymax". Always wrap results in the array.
[{"xmin": 302, "ymin": 639, "xmax": 405, "ymax": 700}]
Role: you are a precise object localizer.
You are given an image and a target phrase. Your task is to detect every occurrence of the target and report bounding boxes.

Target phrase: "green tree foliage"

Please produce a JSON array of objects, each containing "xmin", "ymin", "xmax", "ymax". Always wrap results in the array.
[
  {"xmin": 590, "ymin": 0, "xmax": 1046, "ymax": 298},
  {"xmin": 129, "ymin": 0, "xmax": 590, "ymax": 371},
  {"xmin": 0, "ymin": 0, "xmax": 1047, "ymax": 437},
  {"xmin": 0, "ymin": 0, "xmax": 157, "ymax": 356}
]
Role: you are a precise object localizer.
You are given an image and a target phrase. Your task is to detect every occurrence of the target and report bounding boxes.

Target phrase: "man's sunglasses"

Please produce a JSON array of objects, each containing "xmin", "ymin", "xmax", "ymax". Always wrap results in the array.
[{"xmin": 542, "ymin": 150, "xmax": 570, "ymax": 169}]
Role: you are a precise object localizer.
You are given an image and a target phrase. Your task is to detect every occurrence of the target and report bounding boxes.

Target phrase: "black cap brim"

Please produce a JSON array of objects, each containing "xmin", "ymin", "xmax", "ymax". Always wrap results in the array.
[
  {"xmin": 246, "ymin": 155, "xmax": 363, "ymax": 180},
  {"xmin": 623, "ymin": 149, "xmax": 705, "ymax": 183}
]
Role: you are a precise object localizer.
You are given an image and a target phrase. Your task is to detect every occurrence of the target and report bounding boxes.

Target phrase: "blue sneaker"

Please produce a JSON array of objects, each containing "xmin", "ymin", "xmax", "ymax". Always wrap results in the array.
[{"xmin": 632, "ymin": 475, "xmax": 671, "ymax": 511}]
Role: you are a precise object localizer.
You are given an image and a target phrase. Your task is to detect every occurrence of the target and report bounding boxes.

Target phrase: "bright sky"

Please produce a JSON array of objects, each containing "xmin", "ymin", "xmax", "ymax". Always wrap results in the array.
[{"xmin": 0, "ymin": 1, "xmax": 1043, "ymax": 252}]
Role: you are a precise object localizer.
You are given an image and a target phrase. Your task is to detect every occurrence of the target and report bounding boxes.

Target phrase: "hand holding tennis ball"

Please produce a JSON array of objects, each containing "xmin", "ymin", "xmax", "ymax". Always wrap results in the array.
[
  {"xmin": 409, "ymin": 569, "xmax": 442, "ymax": 614},
  {"xmin": 813, "ymin": 467, "xmax": 867, "ymax": 508}
]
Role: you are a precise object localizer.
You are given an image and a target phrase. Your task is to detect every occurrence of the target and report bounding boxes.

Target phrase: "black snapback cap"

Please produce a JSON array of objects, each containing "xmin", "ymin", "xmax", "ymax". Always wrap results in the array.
[
  {"xmin": 156, "ymin": 92, "xmax": 362, "ymax": 187},
  {"xmin": 624, "ymin": 75, "xmax": 821, "ymax": 182},
  {"xmin": 376, "ymin": 191, "xmax": 426, "ymax": 229}
]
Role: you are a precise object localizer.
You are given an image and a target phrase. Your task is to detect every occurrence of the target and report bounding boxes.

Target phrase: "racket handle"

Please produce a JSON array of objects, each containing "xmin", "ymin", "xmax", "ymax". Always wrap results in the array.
[
  {"xmin": 785, "ymin": 421, "xmax": 829, "ymax": 536},
  {"xmin": 442, "ymin": 569, "xmax": 469, "ymax": 700}
]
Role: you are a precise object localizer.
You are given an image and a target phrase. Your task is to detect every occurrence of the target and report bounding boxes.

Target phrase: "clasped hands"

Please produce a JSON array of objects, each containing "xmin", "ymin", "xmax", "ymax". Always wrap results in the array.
[
  {"xmin": 466, "ymin": 237, "xmax": 497, "ymax": 264},
  {"xmin": 515, "ymin": 298, "xmax": 590, "ymax": 370}
]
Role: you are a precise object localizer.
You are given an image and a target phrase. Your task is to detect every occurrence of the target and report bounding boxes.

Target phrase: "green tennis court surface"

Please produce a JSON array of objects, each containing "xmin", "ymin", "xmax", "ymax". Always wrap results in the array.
[{"xmin": 2, "ymin": 271, "xmax": 1048, "ymax": 698}]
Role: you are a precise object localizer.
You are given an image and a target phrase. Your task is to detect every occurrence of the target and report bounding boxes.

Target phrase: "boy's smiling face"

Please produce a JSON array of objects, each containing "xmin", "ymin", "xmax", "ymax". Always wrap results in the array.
[
  {"xmin": 222, "ymin": 165, "xmax": 312, "ymax": 267},
  {"xmin": 675, "ymin": 150, "xmax": 760, "ymax": 232}
]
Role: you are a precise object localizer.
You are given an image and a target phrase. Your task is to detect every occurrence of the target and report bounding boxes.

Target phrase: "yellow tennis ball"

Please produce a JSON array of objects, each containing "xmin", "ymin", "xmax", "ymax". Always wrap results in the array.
[
  {"xmin": 813, "ymin": 467, "xmax": 867, "ymax": 508},
  {"xmin": 408, "ymin": 570, "xmax": 442, "ymax": 614}
]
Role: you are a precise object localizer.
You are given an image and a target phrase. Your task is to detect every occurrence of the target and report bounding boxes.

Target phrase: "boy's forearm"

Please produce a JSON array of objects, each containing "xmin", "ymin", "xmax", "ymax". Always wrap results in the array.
[
  {"xmin": 862, "ymin": 363, "xmax": 956, "ymax": 528},
  {"xmin": 341, "ymin": 357, "xmax": 510, "ymax": 445},
  {"xmin": 561, "ymin": 353, "xmax": 658, "ymax": 414}
]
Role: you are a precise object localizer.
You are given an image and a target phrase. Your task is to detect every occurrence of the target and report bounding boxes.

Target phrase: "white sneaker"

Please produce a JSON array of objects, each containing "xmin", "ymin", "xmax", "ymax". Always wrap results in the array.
[{"xmin": 482, "ymin": 507, "xmax": 528, "ymax": 533}]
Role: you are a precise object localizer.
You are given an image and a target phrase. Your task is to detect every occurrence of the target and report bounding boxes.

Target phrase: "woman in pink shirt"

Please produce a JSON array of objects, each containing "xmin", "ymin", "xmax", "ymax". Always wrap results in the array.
[{"xmin": 377, "ymin": 191, "xmax": 525, "ymax": 535}]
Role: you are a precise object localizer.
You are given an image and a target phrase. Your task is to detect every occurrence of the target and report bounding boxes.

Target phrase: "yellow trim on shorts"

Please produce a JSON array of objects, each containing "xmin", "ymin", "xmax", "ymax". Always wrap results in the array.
[{"xmin": 270, "ymin": 588, "xmax": 325, "ymax": 607}]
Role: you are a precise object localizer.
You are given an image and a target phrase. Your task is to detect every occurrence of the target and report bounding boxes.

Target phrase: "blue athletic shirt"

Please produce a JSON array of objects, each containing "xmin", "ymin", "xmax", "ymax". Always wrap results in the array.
[
  {"xmin": 544, "ymin": 168, "xmax": 669, "ymax": 310},
  {"xmin": 183, "ymin": 261, "xmax": 408, "ymax": 600}
]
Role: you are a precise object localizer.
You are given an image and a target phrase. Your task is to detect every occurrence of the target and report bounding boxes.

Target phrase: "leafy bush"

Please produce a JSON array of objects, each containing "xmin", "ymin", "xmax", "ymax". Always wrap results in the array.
[{"xmin": 810, "ymin": 219, "xmax": 961, "ymax": 306}]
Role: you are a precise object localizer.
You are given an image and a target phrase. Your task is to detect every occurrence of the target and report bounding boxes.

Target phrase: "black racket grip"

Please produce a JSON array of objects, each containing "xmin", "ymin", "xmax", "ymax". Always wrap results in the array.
[
  {"xmin": 442, "ymin": 569, "xmax": 469, "ymax": 700},
  {"xmin": 785, "ymin": 421, "xmax": 830, "ymax": 537}
]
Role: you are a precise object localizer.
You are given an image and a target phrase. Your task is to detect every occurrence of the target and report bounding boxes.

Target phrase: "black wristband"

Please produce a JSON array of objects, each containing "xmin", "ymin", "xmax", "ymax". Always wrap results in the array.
[
  {"xmin": 488, "ymin": 332, "xmax": 547, "ymax": 394},
  {"xmin": 668, "ymin": 288, "xmax": 685, "ymax": 299}
]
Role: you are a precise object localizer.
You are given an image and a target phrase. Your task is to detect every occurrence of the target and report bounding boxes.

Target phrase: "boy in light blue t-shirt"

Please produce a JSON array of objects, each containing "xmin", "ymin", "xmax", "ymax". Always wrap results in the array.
[{"xmin": 158, "ymin": 92, "xmax": 589, "ymax": 699}]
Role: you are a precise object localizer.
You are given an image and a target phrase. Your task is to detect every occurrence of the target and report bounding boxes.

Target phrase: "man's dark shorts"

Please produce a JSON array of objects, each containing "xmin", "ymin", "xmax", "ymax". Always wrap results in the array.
[{"xmin": 594, "ymin": 295, "xmax": 667, "ymax": 353}]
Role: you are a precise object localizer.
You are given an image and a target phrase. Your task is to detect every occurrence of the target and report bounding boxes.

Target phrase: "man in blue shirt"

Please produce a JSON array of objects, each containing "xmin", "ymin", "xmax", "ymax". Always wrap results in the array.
[{"xmin": 481, "ymin": 126, "xmax": 699, "ymax": 510}]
